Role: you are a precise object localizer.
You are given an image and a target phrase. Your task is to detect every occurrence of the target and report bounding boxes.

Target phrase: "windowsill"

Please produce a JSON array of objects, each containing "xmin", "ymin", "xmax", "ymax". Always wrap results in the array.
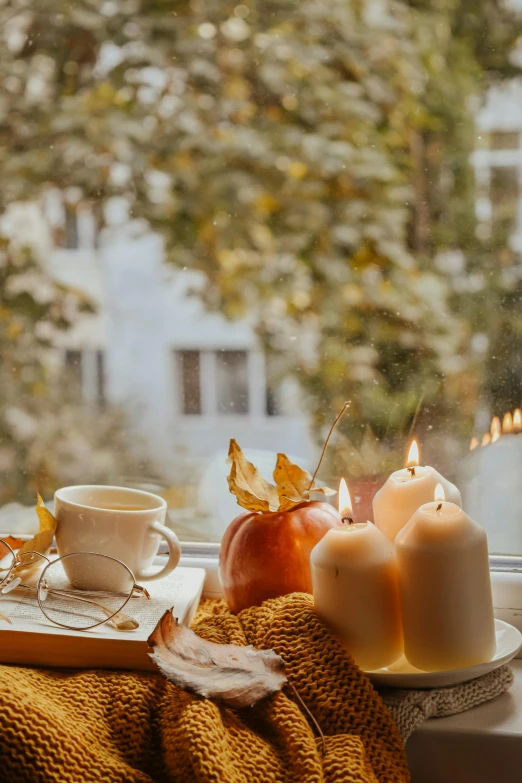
[
  {"xmin": 179, "ymin": 548, "xmax": 522, "ymax": 782},
  {"xmin": 407, "ymin": 659, "xmax": 522, "ymax": 783}
]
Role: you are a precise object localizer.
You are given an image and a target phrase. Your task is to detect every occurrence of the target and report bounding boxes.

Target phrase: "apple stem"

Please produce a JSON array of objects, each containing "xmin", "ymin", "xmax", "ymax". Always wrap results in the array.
[
  {"xmin": 287, "ymin": 680, "xmax": 326, "ymax": 757},
  {"xmin": 308, "ymin": 401, "xmax": 351, "ymax": 492}
]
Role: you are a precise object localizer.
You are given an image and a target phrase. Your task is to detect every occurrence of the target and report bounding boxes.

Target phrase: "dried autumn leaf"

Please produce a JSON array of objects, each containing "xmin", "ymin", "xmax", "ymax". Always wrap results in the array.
[
  {"xmin": 274, "ymin": 453, "xmax": 336, "ymax": 512},
  {"xmin": 16, "ymin": 495, "xmax": 57, "ymax": 560},
  {"xmin": 0, "ymin": 536, "xmax": 24, "ymax": 552},
  {"xmin": 35, "ymin": 493, "xmax": 57, "ymax": 533},
  {"xmin": 148, "ymin": 608, "xmax": 287, "ymax": 708},
  {"xmin": 227, "ymin": 439, "xmax": 279, "ymax": 513},
  {"xmin": 18, "ymin": 529, "xmax": 54, "ymax": 558}
]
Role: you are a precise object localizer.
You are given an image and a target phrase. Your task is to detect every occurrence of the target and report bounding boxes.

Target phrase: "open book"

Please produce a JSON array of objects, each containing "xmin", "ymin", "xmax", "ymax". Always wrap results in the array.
[{"xmin": 0, "ymin": 566, "xmax": 205, "ymax": 671}]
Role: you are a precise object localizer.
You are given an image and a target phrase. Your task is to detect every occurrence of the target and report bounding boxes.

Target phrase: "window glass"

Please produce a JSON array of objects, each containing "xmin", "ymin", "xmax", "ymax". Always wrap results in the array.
[
  {"xmin": 490, "ymin": 132, "xmax": 520, "ymax": 151},
  {"xmin": 178, "ymin": 351, "xmax": 202, "ymax": 415},
  {"xmin": 64, "ymin": 350, "xmax": 83, "ymax": 392},
  {"xmin": 2, "ymin": 1, "xmax": 522, "ymax": 552},
  {"xmin": 216, "ymin": 351, "xmax": 249, "ymax": 415},
  {"xmin": 490, "ymin": 166, "xmax": 519, "ymax": 234},
  {"xmin": 265, "ymin": 354, "xmax": 283, "ymax": 417},
  {"xmin": 96, "ymin": 350, "xmax": 106, "ymax": 410}
]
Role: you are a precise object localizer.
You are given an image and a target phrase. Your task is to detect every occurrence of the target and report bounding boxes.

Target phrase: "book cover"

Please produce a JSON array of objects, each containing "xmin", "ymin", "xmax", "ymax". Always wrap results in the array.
[{"xmin": 0, "ymin": 566, "xmax": 205, "ymax": 672}]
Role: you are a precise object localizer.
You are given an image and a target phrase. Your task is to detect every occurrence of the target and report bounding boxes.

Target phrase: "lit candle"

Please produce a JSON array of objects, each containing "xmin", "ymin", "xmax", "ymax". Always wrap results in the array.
[
  {"xmin": 502, "ymin": 412, "xmax": 513, "ymax": 434},
  {"xmin": 514, "ymin": 409, "xmax": 522, "ymax": 433},
  {"xmin": 396, "ymin": 484, "xmax": 496, "ymax": 672},
  {"xmin": 491, "ymin": 416, "xmax": 501, "ymax": 443},
  {"xmin": 460, "ymin": 413, "xmax": 522, "ymax": 554},
  {"xmin": 373, "ymin": 439, "xmax": 461, "ymax": 542},
  {"xmin": 469, "ymin": 437, "xmax": 479, "ymax": 451},
  {"xmin": 310, "ymin": 479, "xmax": 403, "ymax": 671}
]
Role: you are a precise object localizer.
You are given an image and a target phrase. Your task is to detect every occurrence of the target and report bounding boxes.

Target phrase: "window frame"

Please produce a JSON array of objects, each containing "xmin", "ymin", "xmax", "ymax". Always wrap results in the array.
[{"xmin": 179, "ymin": 544, "xmax": 522, "ymax": 571}]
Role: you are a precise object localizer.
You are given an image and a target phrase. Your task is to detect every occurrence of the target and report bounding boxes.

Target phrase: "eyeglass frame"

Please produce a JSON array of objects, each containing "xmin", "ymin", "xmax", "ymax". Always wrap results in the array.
[{"xmin": 0, "ymin": 539, "xmax": 151, "ymax": 631}]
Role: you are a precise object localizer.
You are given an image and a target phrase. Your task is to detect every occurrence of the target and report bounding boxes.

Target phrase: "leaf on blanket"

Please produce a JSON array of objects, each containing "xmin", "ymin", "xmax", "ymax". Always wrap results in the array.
[{"xmin": 147, "ymin": 608, "xmax": 287, "ymax": 708}]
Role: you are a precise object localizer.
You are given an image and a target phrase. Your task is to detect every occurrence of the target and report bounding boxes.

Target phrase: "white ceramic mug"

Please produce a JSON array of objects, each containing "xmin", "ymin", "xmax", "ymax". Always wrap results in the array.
[{"xmin": 54, "ymin": 485, "xmax": 181, "ymax": 584}]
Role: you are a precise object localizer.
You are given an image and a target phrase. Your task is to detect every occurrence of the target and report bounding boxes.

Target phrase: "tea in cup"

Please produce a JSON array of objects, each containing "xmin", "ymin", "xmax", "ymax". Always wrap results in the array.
[{"xmin": 54, "ymin": 485, "xmax": 181, "ymax": 589}]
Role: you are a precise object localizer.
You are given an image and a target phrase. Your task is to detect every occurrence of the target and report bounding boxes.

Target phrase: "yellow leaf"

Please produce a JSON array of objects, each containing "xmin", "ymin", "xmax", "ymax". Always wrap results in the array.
[
  {"xmin": 35, "ymin": 493, "xmax": 57, "ymax": 533},
  {"xmin": 287, "ymin": 161, "xmax": 307, "ymax": 179},
  {"xmin": 15, "ymin": 495, "xmax": 58, "ymax": 560},
  {"xmin": 7, "ymin": 321, "xmax": 23, "ymax": 340},
  {"xmin": 227, "ymin": 440, "xmax": 279, "ymax": 513},
  {"xmin": 273, "ymin": 453, "xmax": 312, "ymax": 501},
  {"xmin": 18, "ymin": 529, "xmax": 54, "ymax": 558},
  {"xmin": 254, "ymin": 193, "xmax": 279, "ymax": 215},
  {"xmin": 278, "ymin": 494, "xmax": 308, "ymax": 512},
  {"xmin": 274, "ymin": 453, "xmax": 336, "ymax": 512}
]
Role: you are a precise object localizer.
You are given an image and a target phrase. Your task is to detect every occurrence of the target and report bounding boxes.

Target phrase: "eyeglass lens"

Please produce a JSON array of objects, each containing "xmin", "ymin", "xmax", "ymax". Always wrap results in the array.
[{"xmin": 38, "ymin": 552, "xmax": 135, "ymax": 630}]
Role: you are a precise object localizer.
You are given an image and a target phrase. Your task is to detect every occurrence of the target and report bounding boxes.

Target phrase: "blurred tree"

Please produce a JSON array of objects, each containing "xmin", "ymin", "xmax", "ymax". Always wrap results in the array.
[
  {"xmin": 0, "ymin": 218, "xmax": 143, "ymax": 503},
  {"xmin": 0, "ymin": 0, "xmax": 520, "ymax": 455}
]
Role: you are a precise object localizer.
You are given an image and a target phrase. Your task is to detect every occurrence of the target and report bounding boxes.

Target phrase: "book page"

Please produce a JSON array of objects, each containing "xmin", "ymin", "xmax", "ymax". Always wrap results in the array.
[{"xmin": 0, "ymin": 563, "xmax": 205, "ymax": 640}]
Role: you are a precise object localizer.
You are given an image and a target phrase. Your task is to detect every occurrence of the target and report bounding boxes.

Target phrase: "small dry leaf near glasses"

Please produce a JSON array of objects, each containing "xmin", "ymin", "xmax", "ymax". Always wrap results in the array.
[
  {"xmin": 148, "ymin": 608, "xmax": 287, "ymax": 708},
  {"xmin": 8, "ymin": 495, "xmax": 58, "ymax": 577},
  {"xmin": 0, "ymin": 536, "xmax": 23, "ymax": 555}
]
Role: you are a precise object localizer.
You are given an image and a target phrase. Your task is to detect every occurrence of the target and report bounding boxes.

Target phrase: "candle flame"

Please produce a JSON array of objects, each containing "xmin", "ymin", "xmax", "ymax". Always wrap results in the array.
[
  {"xmin": 434, "ymin": 483, "xmax": 445, "ymax": 503},
  {"xmin": 514, "ymin": 409, "xmax": 522, "ymax": 433},
  {"xmin": 490, "ymin": 416, "xmax": 501, "ymax": 443},
  {"xmin": 469, "ymin": 437, "xmax": 479, "ymax": 451},
  {"xmin": 481, "ymin": 432, "xmax": 491, "ymax": 446},
  {"xmin": 502, "ymin": 412, "xmax": 513, "ymax": 434},
  {"xmin": 406, "ymin": 439, "xmax": 420, "ymax": 467},
  {"xmin": 338, "ymin": 477, "xmax": 353, "ymax": 518}
]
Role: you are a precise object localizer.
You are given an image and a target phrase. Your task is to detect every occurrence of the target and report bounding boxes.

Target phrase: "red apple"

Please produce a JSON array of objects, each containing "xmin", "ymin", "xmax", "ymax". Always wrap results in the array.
[{"xmin": 219, "ymin": 501, "xmax": 340, "ymax": 613}]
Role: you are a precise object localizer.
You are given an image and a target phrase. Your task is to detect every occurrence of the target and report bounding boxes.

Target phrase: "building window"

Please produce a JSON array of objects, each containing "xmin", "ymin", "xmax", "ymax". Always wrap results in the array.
[
  {"xmin": 490, "ymin": 131, "xmax": 520, "ymax": 151},
  {"xmin": 64, "ymin": 348, "xmax": 105, "ymax": 408},
  {"xmin": 490, "ymin": 165, "xmax": 519, "ymax": 233},
  {"xmin": 265, "ymin": 354, "xmax": 283, "ymax": 416},
  {"xmin": 65, "ymin": 349, "xmax": 83, "ymax": 394},
  {"xmin": 176, "ymin": 349, "xmax": 283, "ymax": 416},
  {"xmin": 216, "ymin": 350, "xmax": 249, "ymax": 414},
  {"xmin": 179, "ymin": 351, "xmax": 201, "ymax": 415},
  {"xmin": 96, "ymin": 350, "xmax": 106, "ymax": 409}
]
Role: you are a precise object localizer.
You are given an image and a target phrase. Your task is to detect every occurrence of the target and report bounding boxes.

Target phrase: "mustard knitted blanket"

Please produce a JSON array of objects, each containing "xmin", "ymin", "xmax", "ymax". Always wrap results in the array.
[{"xmin": 0, "ymin": 593, "xmax": 409, "ymax": 783}]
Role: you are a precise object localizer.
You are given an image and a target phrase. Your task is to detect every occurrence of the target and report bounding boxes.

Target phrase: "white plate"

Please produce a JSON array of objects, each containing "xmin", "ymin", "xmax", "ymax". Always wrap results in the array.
[{"xmin": 366, "ymin": 619, "xmax": 522, "ymax": 688}]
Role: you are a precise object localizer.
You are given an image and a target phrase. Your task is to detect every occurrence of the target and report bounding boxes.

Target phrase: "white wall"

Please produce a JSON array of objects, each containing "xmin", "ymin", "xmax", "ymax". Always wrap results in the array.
[{"xmin": 50, "ymin": 228, "xmax": 315, "ymax": 474}]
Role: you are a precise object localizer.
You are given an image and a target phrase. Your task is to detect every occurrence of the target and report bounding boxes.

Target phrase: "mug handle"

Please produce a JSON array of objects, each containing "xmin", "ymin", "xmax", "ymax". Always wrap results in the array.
[{"xmin": 135, "ymin": 521, "xmax": 181, "ymax": 582}]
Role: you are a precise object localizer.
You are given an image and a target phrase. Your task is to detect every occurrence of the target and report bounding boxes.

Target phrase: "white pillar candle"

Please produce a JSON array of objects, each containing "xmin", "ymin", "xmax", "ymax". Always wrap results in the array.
[
  {"xmin": 396, "ymin": 483, "xmax": 496, "ymax": 672},
  {"xmin": 373, "ymin": 439, "xmax": 461, "ymax": 542},
  {"xmin": 311, "ymin": 479, "xmax": 403, "ymax": 671}
]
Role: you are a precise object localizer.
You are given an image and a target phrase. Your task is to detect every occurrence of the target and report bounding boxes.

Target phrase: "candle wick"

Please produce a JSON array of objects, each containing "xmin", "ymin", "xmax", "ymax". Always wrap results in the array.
[
  {"xmin": 341, "ymin": 516, "xmax": 354, "ymax": 525},
  {"xmin": 407, "ymin": 466, "xmax": 416, "ymax": 477},
  {"xmin": 436, "ymin": 502, "xmax": 442, "ymax": 511}
]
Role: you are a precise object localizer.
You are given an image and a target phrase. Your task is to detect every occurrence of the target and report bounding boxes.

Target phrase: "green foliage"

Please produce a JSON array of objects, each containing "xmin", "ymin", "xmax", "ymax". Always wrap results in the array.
[
  {"xmin": 1, "ymin": 0, "xmax": 521, "ymax": 455},
  {"xmin": 0, "ymin": 224, "xmax": 143, "ymax": 503}
]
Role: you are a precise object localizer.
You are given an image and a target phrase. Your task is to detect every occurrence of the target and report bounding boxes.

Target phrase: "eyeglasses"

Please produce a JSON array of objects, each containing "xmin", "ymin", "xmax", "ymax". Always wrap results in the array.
[{"xmin": 0, "ymin": 539, "xmax": 150, "ymax": 631}]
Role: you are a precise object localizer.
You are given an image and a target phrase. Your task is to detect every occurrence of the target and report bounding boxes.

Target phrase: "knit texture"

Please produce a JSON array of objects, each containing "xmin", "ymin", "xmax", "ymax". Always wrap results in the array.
[
  {"xmin": 380, "ymin": 664, "xmax": 514, "ymax": 742},
  {"xmin": 0, "ymin": 592, "xmax": 410, "ymax": 783}
]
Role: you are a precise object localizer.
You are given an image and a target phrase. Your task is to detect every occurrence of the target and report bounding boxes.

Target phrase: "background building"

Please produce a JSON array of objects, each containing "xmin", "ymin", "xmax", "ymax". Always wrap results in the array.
[{"xmin": 45, "ymin": 198, "xmax": 315, "ymax": 482}]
